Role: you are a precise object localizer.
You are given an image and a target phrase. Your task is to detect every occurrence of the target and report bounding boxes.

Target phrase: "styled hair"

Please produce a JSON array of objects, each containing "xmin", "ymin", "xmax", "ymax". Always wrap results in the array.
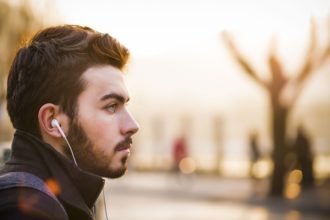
[{"xmin": 7, "ymin": 25, "xmax": 130, "ymax": 137}]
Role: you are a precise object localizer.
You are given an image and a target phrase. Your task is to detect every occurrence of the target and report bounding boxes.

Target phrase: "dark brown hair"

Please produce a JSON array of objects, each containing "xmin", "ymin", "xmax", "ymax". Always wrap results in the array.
[{"xmin": 7, "ymin": 25, "xmax": 130, "ymax": 137}]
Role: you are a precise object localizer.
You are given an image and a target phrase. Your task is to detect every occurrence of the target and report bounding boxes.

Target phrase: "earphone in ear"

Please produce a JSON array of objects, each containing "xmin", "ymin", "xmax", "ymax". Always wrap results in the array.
[
  {"xmin": 51, "ymin": 119, "xmax": 60, "ymax": 128},
  {"xmin": 51, "ymin": 119, "xmax": 78, "ymax": 166},
  {"xmin": 51, "ymin": 119, "xmax": 67, "ymax": 141}
]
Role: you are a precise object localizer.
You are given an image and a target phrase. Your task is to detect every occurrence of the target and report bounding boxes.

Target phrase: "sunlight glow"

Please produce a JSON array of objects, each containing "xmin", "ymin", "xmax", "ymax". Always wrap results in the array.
[
  {"xmin": 221, "ymin": 158, "xmax": 250, "ymax": 177},
  {"xmin": 287, "ymin": 169, "xmax": 303, "ymax": 184},
  {"xmin": 285, "ymin": 211, "xmax": 301, "ymax": 220},
  {"xmin": 285, "ymin": 169, "xmax": 303, "ymax": 199},
  {"xmin": 252, "ymin": 159, "xmax": 272, "ymax": 178},
  {"xmin": 285, "ymin": 183, "xmax": 301, "ymax": 199},
  {"xmin": 179, "ymin": 157, "xmax": 197, "ymax": 174},
  {"xmin": 249, "ymin": 207, "xmax": 269, "ymax": 220}
]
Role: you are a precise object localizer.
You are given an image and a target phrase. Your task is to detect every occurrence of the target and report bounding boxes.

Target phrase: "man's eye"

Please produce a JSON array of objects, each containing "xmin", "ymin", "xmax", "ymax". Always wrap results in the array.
[{"xmin": 105, "ymin": 104, "xmax": 117, "ymax": 113}]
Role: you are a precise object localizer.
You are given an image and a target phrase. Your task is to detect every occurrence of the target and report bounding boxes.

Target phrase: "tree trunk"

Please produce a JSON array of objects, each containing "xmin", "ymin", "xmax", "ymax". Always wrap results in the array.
[{"xmin": 269, "ymin": 98, "xmax": 288, "ymax": 196}]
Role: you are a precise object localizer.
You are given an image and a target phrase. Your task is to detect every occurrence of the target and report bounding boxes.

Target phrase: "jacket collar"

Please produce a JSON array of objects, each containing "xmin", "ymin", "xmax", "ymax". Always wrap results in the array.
[{"xmin": 10, "ymin": 130, "xmax": 104, "ymax": 215}]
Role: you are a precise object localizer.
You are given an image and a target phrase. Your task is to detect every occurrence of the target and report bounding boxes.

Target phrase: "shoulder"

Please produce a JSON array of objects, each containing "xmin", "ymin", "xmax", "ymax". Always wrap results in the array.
[{"xmin": 0, "ymin": 187, "xmax": 68, "ymax": 220}]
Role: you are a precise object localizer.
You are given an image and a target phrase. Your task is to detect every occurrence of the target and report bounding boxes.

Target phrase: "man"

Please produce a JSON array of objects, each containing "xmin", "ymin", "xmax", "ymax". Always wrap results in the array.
[{"xmin": 0, "ymin": 25, "xmax": 139, "ymax": 219}]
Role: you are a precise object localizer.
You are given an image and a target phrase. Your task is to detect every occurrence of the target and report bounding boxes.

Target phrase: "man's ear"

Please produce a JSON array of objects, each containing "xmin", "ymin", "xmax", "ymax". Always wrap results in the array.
[{"xmin": 38, "ymin": 103, "xmax": 67, "ymax": 138}]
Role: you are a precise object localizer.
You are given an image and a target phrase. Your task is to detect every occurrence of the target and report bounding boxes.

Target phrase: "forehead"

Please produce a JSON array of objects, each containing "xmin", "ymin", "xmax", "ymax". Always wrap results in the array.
[{"xmin": 79, "ymin": 65, "xmax": 129, "ymax": 99}]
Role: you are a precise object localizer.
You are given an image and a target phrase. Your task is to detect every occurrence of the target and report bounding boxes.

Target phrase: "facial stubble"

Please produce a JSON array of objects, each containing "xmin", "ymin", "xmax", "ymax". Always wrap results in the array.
[{"xmin": 65, "ymin": 116, "xmax": 129, "ymax": 178}]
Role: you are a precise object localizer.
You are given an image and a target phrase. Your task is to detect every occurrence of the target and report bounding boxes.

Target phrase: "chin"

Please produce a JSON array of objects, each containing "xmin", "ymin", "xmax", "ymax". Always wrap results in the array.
[
  {"xmin": 107, "ymin": 166, "xmax": 127, "ymax": 179},
  {"xmin": 91, "ymin": 156, "xmax": 129, "ymax": 178}
]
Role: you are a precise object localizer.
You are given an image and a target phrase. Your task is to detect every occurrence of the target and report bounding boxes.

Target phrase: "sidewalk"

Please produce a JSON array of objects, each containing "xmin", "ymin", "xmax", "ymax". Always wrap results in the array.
[{"xmin": 106, "ymin": 171, "xmax": 330, "ymax": 220}]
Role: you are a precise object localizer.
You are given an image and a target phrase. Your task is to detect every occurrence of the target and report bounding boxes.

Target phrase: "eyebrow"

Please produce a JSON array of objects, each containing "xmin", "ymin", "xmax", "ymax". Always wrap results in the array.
[{"xmin": 100, "ymin": 93, "xmax": 130, "ymax": 103}]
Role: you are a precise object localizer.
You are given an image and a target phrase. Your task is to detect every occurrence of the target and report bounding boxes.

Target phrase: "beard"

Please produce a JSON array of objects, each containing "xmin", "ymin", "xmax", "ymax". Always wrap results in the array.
[{"xmin": 64, "ymin": 116, "xmax": 129, "ymax": 178}]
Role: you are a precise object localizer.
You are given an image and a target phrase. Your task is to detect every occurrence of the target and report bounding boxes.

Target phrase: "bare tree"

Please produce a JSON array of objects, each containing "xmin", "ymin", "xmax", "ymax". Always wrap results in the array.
[{"xmin": 222, "ymin": 18, "xmax": 330, "ymax": 196}]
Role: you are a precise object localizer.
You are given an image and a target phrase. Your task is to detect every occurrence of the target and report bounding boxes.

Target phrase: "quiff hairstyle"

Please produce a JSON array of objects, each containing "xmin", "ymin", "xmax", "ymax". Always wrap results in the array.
[{"xmin": 7, "ymin": 25, "xmax": 130, "ymax": 138}]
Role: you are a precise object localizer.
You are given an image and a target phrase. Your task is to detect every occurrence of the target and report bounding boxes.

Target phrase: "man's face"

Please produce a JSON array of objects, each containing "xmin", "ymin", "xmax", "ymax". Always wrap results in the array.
[{"xmin": 67, "ymin": 65, "xmax": 139, "ymax": 178}]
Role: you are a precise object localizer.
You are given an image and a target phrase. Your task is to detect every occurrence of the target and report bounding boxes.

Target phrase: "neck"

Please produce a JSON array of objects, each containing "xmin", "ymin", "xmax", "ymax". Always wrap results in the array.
[{"xmin": 41, "ymin": 133, "xmax": 71, "ymax": 160}]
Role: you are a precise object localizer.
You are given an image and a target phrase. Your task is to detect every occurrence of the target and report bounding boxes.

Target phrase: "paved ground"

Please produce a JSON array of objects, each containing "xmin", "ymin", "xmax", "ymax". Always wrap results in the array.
[{"xmin": 97, "ymin": 171, "xmax": 330, "ymax": 220}]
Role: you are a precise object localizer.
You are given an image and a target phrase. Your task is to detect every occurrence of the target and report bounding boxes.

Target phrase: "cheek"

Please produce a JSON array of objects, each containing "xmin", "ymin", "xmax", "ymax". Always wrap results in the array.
[
  {"xmin": 77, "ymin": 101, "xmax": 121, "ymax": 147},
  {"xmin": 81, "ymin": 115, "xmax": 120, "ymax": 150}
]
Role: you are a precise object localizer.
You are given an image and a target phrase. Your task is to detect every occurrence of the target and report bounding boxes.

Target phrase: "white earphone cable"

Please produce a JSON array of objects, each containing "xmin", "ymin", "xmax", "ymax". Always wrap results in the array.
[
  {"xmin": 56, "ymin": 125, "xmax": 78, "ymax": 166},
  {"xmin": 103, "ymin": 187, "xmax": 109, "ymax": 220},
  {"xmin": 52, "ymin": 120, "xmax": 108, "ymax": 220}
]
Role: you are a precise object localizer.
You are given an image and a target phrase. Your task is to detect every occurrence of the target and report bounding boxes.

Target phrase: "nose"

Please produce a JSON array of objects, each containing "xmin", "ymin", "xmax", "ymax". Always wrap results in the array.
[{"xmin": 120, "ymin": 110, "xmax": 139, "ymax": 136}]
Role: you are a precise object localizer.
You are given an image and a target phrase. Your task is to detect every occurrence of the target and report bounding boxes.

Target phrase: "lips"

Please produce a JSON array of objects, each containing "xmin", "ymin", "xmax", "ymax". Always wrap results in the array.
[
  {"xmin": 115, "ymin": 144, "xmax": 131, "ymax": 151},
  {"xmin": 115, "ymin": 138, "xmax": 133, "ymax": 151}
]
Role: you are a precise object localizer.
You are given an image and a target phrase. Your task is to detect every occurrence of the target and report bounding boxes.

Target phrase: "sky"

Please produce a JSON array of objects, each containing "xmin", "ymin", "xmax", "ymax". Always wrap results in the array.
[{"xmin": 53, "ymin": 0, "xmax": 330, "ymax": 58}]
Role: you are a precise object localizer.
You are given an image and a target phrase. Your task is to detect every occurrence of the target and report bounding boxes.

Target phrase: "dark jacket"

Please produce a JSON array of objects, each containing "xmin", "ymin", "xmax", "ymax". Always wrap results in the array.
[{"xmin": 0, "ymin": 130, "xmax": 104, "ymax": 220}]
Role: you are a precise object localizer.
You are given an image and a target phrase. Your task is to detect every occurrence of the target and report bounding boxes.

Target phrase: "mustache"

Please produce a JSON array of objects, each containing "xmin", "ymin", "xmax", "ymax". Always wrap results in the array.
[{"xmin": 115, "ymin": 137, "xmax": 133, "ymax": 151}]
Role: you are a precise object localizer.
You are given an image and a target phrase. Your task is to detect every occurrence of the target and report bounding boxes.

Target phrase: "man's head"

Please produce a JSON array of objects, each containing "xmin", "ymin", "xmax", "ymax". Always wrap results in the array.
[{"xmin": 6, "ymin": 25, "xmax": 139, "ymax": 178}]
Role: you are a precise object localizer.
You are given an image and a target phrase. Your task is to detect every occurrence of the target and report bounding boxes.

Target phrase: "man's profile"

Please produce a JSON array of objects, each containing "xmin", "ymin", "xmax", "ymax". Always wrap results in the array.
[{"xmin": 0, "ymin": 25, "xmax": 139, "ymax": 220}]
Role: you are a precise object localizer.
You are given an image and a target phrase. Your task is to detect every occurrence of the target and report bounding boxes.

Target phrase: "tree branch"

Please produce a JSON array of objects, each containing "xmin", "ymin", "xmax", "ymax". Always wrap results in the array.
[
  {"xmin": 268, "ymin": 36, "xmax": 288, "ymax": 92},
  {"xmin": 318, "ymin": 18, "xmax": 330, "ymax": 66},
  {"xmin": 319, "ymin": 44, "xmax": 330, "ymax": 65},
  {"xmin": 222, "ymin": 31, "xmax": 267, "ymax": 88},
  {"xmin": 292, "ymin": 17, "xmax": 330, "ymax": 105},
  {"xmin": 295, "ymin": 18, "xmax": 317, "ymax": 85}
]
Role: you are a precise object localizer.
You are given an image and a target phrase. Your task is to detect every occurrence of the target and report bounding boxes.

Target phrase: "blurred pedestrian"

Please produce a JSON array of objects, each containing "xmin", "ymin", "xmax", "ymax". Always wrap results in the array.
[
  {"xmin": 249, "ymin": 132, "xmax": 261, "ymax": 178},
  {"xmin": 294, "ymin": 126, "xmax": 315, "ymax": 188},
  {"xmin": 0, "ymin": 25, "xmax": 139, "ymax": 220},
  {"xmin": 172, "ymin": 135, "xmax": 188, "ymax": 172}
]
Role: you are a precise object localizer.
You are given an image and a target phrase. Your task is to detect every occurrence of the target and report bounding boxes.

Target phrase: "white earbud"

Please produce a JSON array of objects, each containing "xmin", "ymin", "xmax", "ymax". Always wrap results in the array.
[
  {"xmin": 51, "ymin": 119, "xmax": 78, "ymax": 166},
  {"xmin": 51, "ymin": 119, "xmax": 66, "ymax": 139},
  {"xmin": 51, "ymin": 119, "xmax": 60, "ymax": 128}
]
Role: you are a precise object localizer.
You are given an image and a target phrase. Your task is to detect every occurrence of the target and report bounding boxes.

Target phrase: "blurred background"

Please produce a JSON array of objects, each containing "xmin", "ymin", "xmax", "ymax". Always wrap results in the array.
[{"xmin": 0, "ymin": 0, "xmax": 330, "ymax": 219}]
